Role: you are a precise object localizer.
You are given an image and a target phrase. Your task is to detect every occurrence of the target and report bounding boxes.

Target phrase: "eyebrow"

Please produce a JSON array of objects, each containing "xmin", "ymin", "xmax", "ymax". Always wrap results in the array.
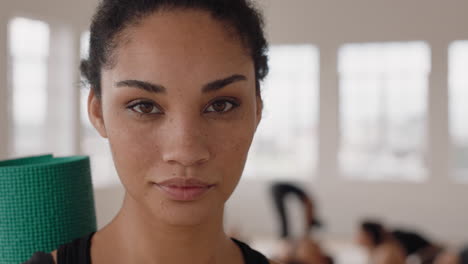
[
  {"xmin": 115, "ymin": 80, "xmax": 166, "ymax": 94},
  {"xmin": 202, "ymin": 74, "xmax": 247, "ymax": 93},
  {"xmin": 115, "ymin": 74, "xmax": 247, "ymax": 94}
]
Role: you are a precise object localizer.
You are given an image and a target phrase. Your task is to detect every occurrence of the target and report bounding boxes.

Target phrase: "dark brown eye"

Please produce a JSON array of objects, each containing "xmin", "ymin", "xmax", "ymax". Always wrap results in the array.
[
  {"xmin": 213, "ymin": 102, "xmax": 227, "ymax": 112},
  {"xmin": 140, "ymin": 103, "xmax": 154, "ymax": 113},
  {"xmin": 130, "ymin": 102, "xmax": 161, "ymax": 114},
  {"xmin": 205, "ymin": 99, "xmax": 237, "ymax": 113}
]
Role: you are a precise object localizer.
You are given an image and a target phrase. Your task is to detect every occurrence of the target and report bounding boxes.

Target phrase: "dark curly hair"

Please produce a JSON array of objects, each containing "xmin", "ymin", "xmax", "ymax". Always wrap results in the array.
[{"xmin": 80, "ymin": 0, "xmax": 269, "ymax": 99}]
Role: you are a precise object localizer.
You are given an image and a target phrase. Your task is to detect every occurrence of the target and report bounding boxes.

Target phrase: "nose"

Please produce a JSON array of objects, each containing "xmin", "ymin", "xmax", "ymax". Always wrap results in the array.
[{"xmin": 161, "ymin": 116, "xmax": 211, "ymax": 167}]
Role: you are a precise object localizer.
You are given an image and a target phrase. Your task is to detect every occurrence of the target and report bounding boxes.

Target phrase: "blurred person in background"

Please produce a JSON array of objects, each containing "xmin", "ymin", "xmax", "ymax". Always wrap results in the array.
[
  {"xmin": 434, "ymin": 250, "xmax": 461, "ymax": 264},
  {"xmin": 356, "ymin": 220, "xmax": 406, "ymax": 264},
  {"xmin": 271, "ymin": 182, "xmax": 333, "ymax": 264},
  {"xmin": 292, "ymin": 238, "xmax": 334, "ymax": 264},
  {"xmin": 271, "ymin": 182, "xmax": 322, "ymax": 239},
  {"xmin": 392, "ymin": 229, "xmax": 444, "ymax": 264},
  {"xmin": 392, "ymin": 229, "xmax": 467, "ymax": 264}
]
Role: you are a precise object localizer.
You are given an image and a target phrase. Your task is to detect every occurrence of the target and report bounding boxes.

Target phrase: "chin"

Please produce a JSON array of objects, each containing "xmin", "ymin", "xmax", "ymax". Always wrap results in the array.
[{"xmin": 146, "ymin": 193, "xmax": 224, "ymax": 227}]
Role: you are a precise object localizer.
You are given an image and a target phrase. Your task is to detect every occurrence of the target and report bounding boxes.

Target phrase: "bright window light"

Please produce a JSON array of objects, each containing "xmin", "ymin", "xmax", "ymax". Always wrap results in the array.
[
  {"xmin": 243, "ymin": 45, "xmax": 319, "ymax": 179},
  {"xmin": 449, "ymin": 41, "xmax": 468, "ymax": 180},
  {"xmin": 338, "ymin": 42, "xmax": 430, "ymax": 181},
  {"xmin": 9, "ymin": 17, "xmax": 50, "ymax": 156}
]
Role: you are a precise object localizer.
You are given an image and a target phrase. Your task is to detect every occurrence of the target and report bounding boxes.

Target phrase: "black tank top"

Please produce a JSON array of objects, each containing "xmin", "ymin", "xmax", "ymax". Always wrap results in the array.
[{"xmin": 24, "ymin": 232, "xmax": 270, "ymax": 264}]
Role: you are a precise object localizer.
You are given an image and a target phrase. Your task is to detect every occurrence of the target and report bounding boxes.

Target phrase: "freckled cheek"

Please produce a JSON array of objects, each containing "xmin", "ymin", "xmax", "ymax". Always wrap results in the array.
[
  {"xmin": 105, "ymin": 117, "xmax": 163, "ymax": 188},
  {"xmin": 215, "ymin": 132, "xmax": 252, "ymax": 158},
  {"xmin": 211, "ymin": 124, "xmax": 256, "ymax": 194}
]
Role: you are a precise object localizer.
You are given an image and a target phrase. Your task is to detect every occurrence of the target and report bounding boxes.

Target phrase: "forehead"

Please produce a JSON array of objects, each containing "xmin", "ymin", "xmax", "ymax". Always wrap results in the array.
[{"xmin": 107, "ymin": 9, "xmax": 253, "ymax": 85}]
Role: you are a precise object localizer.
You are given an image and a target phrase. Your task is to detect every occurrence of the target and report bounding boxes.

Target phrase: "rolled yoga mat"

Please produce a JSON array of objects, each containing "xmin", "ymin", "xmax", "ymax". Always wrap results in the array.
[{"xmin": 0, "ymin": 154, "xmax": 97, "ymax": 264}]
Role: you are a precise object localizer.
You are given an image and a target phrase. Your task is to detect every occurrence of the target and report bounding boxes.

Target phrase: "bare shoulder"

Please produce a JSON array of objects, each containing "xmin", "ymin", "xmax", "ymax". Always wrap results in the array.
[
  {"xmin": 269, "ymin": 259, "xmax": 282, "ymax": 264},
  {"xmin": 50, "ymin": 250, "xmax": 57, "ymax": 264}
]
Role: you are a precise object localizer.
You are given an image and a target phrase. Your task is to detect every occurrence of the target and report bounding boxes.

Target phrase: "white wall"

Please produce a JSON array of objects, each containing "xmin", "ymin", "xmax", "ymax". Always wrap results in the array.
[{"xmin": 1, "ymin": 0, "xmax": 467, "ymax": 245}]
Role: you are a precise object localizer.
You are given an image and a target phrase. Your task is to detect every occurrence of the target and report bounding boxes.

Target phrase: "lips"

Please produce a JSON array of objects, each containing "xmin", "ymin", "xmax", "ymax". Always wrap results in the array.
[{"xmin": 153, "ymin": 178, "xmax": 216, "ymax": 201}]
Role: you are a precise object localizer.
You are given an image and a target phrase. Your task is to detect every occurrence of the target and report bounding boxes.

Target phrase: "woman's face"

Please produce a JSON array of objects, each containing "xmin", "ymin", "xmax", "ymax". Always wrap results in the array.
[{"xmin": 88, "ymin": 9, "xmax": 262, "ymax": 226}]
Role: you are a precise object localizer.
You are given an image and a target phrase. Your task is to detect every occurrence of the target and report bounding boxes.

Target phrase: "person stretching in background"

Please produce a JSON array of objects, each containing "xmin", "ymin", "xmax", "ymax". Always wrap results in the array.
[
  {"xmin": 271, "ymin": 182, "xmax": 321, "ymax": 239},
  {"xmin": 392, "ymin": 229, "xmax": 444, "ymax": 263},
  {"xmin": 271, "ymin": 182, "xmax": 333, "ymax": 264},
  {"xmin": 393, "ymin": 229, "xmax": 467, "ymax": 264},
  {"xmin": 356, "ymin": 221, "xmax": 406, "ymax": 264}
]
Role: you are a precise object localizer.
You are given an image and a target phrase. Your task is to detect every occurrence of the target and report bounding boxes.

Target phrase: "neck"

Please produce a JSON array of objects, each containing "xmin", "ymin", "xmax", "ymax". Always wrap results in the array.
[{"xmin": 93, "ymin": 193, "xmax": 240, "ymax": 264}]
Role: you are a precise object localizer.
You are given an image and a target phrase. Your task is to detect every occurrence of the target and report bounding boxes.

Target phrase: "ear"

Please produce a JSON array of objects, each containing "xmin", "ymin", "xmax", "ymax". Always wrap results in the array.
[
  {"xmin": 88, "ymin": 89, "xmax": 108, "ymax": 138},
  {"xmin": 255, "ymin": 96, "xmax": 263, "ymax": 129}
]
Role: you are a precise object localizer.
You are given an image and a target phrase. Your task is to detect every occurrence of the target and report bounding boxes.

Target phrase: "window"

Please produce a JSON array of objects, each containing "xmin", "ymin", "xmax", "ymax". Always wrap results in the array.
[
  {"xmin": 8, "ymin": 17, "xmax": 50, "ymax": 156},
  {"xmin": 449, "ymin": 41, "xmax": 468, "ymax": 180},
  {"xmin": 338, "ymin": 42, "xmax": 430, "ymax": 181},
  {"xmin": 243, "ymin": 45, "xmax": 319, "ymax": 179},
  {"xmin": 80, "ymin": 31, "xmax": 119, "ymax": 187}
]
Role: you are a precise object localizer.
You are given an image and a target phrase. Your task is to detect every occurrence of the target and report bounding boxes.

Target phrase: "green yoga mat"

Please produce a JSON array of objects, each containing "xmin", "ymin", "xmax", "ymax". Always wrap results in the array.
[{"xmin": 0, "ymin": 154, "xmax": 97, "ymax": 264}]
